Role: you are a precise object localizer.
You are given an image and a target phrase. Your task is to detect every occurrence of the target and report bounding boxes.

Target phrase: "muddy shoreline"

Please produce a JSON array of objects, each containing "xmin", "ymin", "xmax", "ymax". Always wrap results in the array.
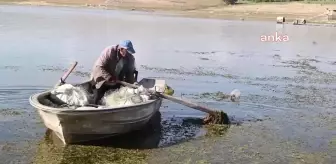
[{"xmin": 1, "ymin": 1, "xmax": 336, "ymax": 26}]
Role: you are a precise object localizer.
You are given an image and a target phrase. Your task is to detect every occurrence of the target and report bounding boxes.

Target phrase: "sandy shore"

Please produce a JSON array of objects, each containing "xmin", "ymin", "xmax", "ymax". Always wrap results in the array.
[{"xmin": 1, "ymin": 0, "xmax": 336, "ymax": 24}]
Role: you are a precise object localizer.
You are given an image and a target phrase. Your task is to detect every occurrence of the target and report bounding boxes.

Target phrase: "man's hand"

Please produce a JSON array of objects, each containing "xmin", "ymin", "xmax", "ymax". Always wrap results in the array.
[
  {"xmin": 108, "ymin": 76, "xmax": 117, "ymax": 82},
  {"xmin": 104, "ymin": 76, "xmax": 118, "ymax": 86}
]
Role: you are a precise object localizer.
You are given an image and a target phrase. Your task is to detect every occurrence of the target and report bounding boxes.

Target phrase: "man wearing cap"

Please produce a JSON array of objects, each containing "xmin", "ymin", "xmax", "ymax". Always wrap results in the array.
[{"xmin": 90, "ymin": 40, "xmax": 138, "ymax": 104}]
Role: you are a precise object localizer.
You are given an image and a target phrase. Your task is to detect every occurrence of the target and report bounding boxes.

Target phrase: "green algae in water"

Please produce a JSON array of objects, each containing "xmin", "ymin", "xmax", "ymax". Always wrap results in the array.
[
  {"xmin": 199, "ymin": 92, "xmax": 230, "ymax": 101},
  {"xmin": 0, "ymin": 108, "xmax": 23, "ymax": 116},
  {"xmin": 202, "ymin": 111, "xmax": 230, "ymax": 137},
  {"xmin": 204, "ymin": 124, "xmax": 229, "ymax": 137},
  {"xmin": 193, "ymin": 91, "xmax": 235, "ymax": 102},
  {"xmin": 195, "ymin": 160, "xmax": 211, "ymax": 164},
  {"xmin": 32, "ymin": 115, "xmax": 164, "ymax": 164},
  {"xmin": 203, "ymin": 111, "xmax": 230, "ymax": 125},
  {"xmin": 33, "ymin": 143, "xmax": 149, "ymax": 164}
]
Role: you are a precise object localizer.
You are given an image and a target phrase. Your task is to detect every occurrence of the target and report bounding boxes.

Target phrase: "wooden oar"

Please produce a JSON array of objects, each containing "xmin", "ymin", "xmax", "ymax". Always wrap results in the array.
[
  {"xmin": 116, "ymin": 80, "xmax": 219, "ymax": 115},
  {"xmin": 54, "ymin": 61, "xmax": 78, "ymax": 88}
]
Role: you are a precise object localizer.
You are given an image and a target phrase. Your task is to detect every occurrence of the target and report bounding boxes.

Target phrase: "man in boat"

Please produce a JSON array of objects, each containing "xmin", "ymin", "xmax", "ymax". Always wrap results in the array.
[{"xmin": 90, "ymin": 40, "xmax": 138, "ymax": 104}]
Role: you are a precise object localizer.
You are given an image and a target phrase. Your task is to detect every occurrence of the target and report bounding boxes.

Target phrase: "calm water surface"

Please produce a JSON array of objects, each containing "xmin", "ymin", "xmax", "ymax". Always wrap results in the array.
[{"xmin": 0, "ymin": 4, "xmax": 335, "ymax": 164}]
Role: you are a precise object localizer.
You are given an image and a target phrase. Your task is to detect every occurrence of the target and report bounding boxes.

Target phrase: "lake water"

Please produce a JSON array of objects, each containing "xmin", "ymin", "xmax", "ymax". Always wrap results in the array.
[{"xmin": 0, "ymin": 4, "xmax": 335, "ymax": 164}]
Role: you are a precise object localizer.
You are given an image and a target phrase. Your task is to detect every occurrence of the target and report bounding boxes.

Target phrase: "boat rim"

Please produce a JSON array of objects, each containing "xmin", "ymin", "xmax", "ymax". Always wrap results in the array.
[{"xmin": 29, "ymin": 89, "xmax": 161, "ymax": 114}]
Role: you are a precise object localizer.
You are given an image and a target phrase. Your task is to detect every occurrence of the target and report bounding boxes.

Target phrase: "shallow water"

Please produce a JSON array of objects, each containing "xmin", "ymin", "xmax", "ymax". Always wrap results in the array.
[{"xmin": 0, "ymin": 4, "xmax": 335, "ymax": 164}]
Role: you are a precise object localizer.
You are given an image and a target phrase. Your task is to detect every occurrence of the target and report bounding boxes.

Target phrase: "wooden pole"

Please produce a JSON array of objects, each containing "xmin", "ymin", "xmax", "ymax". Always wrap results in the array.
[
  {"xmin": 117, "ymin": 80, "xmax": 219, "ymax": 115},
  {"xmin": 54, "ymin": 61, "xmax": 78, "ymax": 88},
  {"xmin": 158, "ymin": 93, "xmax": 217, "ymax": 115}
]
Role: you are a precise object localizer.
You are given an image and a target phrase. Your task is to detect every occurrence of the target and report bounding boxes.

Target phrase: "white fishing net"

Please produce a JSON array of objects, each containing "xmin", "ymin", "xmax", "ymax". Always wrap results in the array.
[
  {"xmin": 102, "ymin": 86, "xmax": 150, "ymax": 107},
  {"xmin": 50, "ymin": 84, "xmax": 90, "ymax": 107},
  {"xmin": 49, "ymin": 84, "xmax": 150, "ymax": 109}
]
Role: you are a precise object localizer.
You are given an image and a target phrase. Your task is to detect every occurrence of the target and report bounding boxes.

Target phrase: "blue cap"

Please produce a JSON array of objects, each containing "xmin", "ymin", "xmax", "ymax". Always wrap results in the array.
[{"xmin": 119, "ymin": 40, "xmax": 135, "ymax": 54}]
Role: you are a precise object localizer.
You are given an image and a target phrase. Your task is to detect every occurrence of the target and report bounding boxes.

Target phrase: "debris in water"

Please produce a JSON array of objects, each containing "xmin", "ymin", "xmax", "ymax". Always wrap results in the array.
[
  {"xmin": 273, "ymin": 54, "xmax": 281, "ymax": 60},
  {"xmin": 174, "ymin": 50, "xmax": 219, "ymax": 55},
  {"xmin": 330, "ymin": 61, "xmax": 336, "ymax": 65},
  {"xmin": 230, "ymin": 89, "xmax": 241, "ymax": 102},
  {"xmin": 0, "ymin": 66, "xmax": 20, "ymax": 71},
  {"xmin": 199, "ymin": 57, "xmax": 210, "ymax": 60},
  {"xmin": 307, "ymin": 58, "xmax": 320, "ymax": 63}
]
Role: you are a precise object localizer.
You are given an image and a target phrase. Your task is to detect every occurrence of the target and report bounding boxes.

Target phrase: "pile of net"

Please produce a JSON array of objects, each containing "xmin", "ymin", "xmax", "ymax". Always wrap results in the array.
[
  {"xmin": 101, "ymin": 86, "xmax": 150, "ymax": 107},
  {"xmin": 48, "ymin": 84, "xmax": 151, "ymax": 109},
  {"xmin": 49, "ymin": 84, "xmax": 91, "ymax": 109}
]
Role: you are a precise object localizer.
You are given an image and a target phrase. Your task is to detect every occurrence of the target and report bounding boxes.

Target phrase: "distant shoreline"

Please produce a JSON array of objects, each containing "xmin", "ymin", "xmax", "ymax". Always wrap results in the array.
[{"xmin": 1, "ymin": 1, "xmax": 336, "ymax": 26}]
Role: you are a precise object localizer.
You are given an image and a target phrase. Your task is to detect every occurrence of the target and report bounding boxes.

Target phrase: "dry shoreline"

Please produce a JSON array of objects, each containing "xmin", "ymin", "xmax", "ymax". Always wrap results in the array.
[{"xmin": 1, "ymin": 0, "xmax": 336, "ymax": 25}]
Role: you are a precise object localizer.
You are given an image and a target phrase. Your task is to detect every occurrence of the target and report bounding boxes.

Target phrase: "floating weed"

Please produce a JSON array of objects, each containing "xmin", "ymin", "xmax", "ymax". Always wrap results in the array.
[
  {"xmin": 203, "ymin": 111, "xmax": 230, "ymax": 125},
  {"xmin": 0, "ymin": 108, "xmax": 23, "ymax": 116},
  {"xmin": 194, "ymin": 92, "xmax": 231, "ymax": 101},
  {"xmin": 33, "ymin": 143, "xmax": 148, "ymax": 164},
  {"xmin": 204, "ymin": 124, "xmax": 229, "ymax": 137},
  {"xmin": 196, "ymin": 160, "xmax": 211, "ymax": 164}
]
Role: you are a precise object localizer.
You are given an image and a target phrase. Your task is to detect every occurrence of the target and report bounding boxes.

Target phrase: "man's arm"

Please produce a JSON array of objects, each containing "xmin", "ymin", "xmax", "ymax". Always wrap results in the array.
[
  {"xmin": 124, "ymin": 54, "xmax": 136, "ymax": 84},
  {"xmin": 92, "ymin": 46, "xmax": 117, "ymax": 89},
  {"xmin": 96, "ymin": 46, "xmax": 116, "ymax": 81}
]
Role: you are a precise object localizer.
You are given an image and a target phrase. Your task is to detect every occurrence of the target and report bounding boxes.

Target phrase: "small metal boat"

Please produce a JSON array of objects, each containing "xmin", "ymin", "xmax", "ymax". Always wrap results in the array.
[{"xmin": 29, "ymin": 78, "xmax": 163, "ymax": 145}]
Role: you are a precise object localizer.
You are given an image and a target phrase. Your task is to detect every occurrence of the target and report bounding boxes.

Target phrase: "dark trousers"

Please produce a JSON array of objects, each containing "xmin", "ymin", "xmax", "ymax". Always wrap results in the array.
[{"xmin": 93, "ymin": 83, "xmax": 121, "ymax": 105}]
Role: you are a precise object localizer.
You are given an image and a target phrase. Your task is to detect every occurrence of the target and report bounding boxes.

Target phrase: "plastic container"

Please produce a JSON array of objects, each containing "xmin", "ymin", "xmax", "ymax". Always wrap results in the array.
[{"xmin": 230, "ymin": 89, "xmax": 241, "ymax": 102}]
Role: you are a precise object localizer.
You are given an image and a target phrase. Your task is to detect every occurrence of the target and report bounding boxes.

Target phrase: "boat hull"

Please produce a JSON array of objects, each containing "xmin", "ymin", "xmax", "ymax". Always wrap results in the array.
[{"xmin": 30, "ymin": 90, "xmax": 162, "ymax": 145}]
